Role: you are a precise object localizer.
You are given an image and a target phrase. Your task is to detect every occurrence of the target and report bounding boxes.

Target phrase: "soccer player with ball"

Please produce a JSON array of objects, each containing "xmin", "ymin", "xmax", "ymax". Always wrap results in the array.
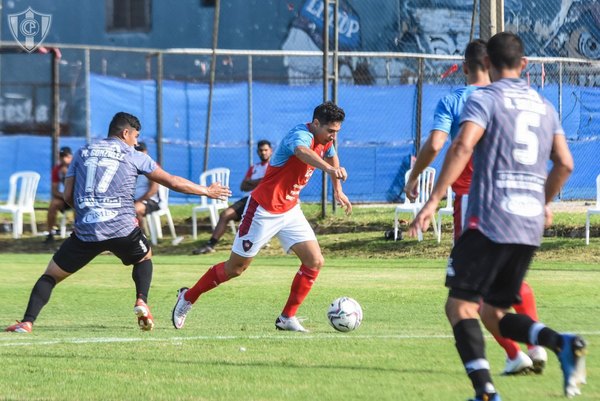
[
  {"xmin": 172, "ymin": 102, "xmax": 352, "ymax": 332},
  {"xmin": 409, "ymin": 32, "xmax": 586, "ymax": 400}
]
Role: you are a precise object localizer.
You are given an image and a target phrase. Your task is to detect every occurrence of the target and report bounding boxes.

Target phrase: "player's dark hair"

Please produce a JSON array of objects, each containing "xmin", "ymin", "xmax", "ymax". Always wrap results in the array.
[
  {"xmin": 487, "ymin": 32, "xmax": 524, "ymax": 69},
  {"xmin": 313, "ymin": 101, "xmax": 345, "ymax": 125},
  {"xmin": 464, "ymin": 39, "xmax": 487, "ymax": 71},
  {"xmin": 108, "ymin": 112, "xmax": 141, "ymax": 137},
  {"xmin": 257, "ymin": 139, "xmax": 271, "ymax": 148}
]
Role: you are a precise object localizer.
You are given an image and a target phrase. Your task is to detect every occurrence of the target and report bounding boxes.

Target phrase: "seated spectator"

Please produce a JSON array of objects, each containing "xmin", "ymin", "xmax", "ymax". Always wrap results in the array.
[
  {"xmin": 45, "ymin": 146, "xmax": 73, "ymax": 244},
  {"xmin": 134, "ymin": 142, "xmax": 160, "ymax": 227}
]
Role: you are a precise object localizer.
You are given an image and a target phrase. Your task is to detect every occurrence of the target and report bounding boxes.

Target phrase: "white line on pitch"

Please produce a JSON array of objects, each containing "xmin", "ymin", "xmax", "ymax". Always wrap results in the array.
[
  {"xmin": 0, "ymin": 334, "xmax": 451, "ymax": 347},
  {"xmin": 2, "ymin": 331, "xmax": 600, "ymax": 347}
]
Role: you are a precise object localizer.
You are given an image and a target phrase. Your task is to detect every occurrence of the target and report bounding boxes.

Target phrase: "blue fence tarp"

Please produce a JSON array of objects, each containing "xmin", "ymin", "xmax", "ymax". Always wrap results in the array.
[{"xmin": 0, "ymin": 75, "xmax": 598, "ymax": 204}]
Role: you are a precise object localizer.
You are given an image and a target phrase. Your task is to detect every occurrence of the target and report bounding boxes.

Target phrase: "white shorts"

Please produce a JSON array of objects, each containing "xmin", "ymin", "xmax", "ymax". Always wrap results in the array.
[{"xmin": 232, "ymin": 198, "xmax": 317, "ymax": 258}]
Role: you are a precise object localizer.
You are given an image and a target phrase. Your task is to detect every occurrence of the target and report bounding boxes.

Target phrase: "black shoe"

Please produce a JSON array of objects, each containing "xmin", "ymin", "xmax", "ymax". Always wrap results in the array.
[
  {"xmin": 43, "ymin": 235, "xmax": 55, "ymax": 245},
  {"xmin": 384, "ymin": 230, "xmax": 401, "ymax": 240}
]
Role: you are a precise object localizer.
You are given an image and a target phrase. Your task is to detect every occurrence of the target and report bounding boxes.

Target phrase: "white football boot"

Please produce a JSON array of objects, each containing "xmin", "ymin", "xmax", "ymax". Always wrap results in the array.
[
  {"xmin": 171, "ymin": 287, "xmax": 193, "ymax": 329},
  {"xmin": 527, "ymin": 346, "xmax": 548, "ymax": 374},
  {"xmin": 275, "ymin": 315, "xmax": 308, "ymax": 332},
  {"xmin": 502, "ymin": 350, "xmax": 533, "ymax": 375}
]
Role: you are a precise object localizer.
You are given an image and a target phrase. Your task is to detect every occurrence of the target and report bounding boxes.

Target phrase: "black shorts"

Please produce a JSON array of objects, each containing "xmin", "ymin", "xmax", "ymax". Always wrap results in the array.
[
  {"xmin": 445, "ymin": 229, "xmax": 537, "ymax": 309},
  {"xmin": 53, "ymin": 227, "xmax": 151, "ymax": 274},
  {"xmin": 231, "ymin": 196, "xmax": 249, "ymax": 220},
  {"xmin": 143, "ymin": 199, "xmax": 160, "ymax": 215}
]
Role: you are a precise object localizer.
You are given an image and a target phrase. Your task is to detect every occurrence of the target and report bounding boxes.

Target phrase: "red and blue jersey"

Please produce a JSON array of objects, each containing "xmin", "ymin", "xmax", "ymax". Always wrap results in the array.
[
  {"xmin": 431, "ymin": 85, "xmax": 481, "ymax": 195},
  {"xmin": 251, "ymin": 123, "xmax": 335, "ymax": 214}
]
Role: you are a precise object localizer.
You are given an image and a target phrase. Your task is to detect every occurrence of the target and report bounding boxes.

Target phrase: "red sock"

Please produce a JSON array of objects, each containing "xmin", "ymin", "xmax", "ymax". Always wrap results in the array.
[
  {"xmin": 281, "ymin": 264, "xmax": 319, "ymax": 318},
  {"xmin": 493, "ymin": 333, "xmax": 521, "ymax": 359},
  {"xmin": 513, "ymin": 281, "xmax": 538, "ymax": 320},
  {"xmin": 479, "ymin": 298, "xmax": 520, "ymax": 359},
  {"xmin": 514, "ymin": 281, "xmax": 538, "ymax": 349},
  {"xmin": 185, "ymin": 262, "xmax": 229, "ymax": 303}
]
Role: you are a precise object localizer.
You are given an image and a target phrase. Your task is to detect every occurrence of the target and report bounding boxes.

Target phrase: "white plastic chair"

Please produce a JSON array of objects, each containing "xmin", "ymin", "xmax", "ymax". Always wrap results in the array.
[
  {"xmin": 0, "ymin": 171, "xmax": 40, "ymax": 239},
  {"xmin": 146, "ymin": 185, "xmax": 178, "ymax": 246},
  {"xmin": 393, "ymin": 167, "xmax": 436, "ymax": 241},
  {"xmin": 436, "ymin": 186, "xmax": 454, "ymax": 243},
  {"xmin": 191, "ymin": 168, "xmax": 230, "ymax": 240},
  {"xmin": 585, "ymin": 174, "xmax": 600, "ymax": 245}
]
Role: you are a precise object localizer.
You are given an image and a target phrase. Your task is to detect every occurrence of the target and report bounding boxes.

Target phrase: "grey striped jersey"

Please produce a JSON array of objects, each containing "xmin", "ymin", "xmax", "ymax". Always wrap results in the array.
[
  {"xmin": 66, "ymin": 137, "xmax": 158, "ymax": 241},
  {"xmin": 460, "ymin": 78, "xmax": 564, "ymax": 246}
]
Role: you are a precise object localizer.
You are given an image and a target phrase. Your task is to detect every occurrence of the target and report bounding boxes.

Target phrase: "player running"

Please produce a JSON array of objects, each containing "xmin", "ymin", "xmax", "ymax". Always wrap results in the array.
[
  {"xmin": 172, "ymin": 101, "xmax": 352, "ymax": 332},
  {"xmin": 405, "ymin": 39, "xmax": 547, "ymax": 375},
  {"xmin": 5, "ymin": 112, "xmax": 231, "ymax": 333},
  {"xmin": 409, "ymin": 32, "xmax": 585, "ymax": 400}
]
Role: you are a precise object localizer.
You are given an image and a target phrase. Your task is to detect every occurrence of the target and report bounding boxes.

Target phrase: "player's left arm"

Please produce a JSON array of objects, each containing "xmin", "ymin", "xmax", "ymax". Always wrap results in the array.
[
  {"xmin": 240, "ymin": 166, "xmax": 261, "ymax": 192},
  {"xmin": 63, "ymin": 176, "xmax": 74, "ymax": 208},
  {"xmin": 325, "ymin": 153, "xmax": 352, "ymax": 215},
  {"xmin": 544, "ymin": 134, "xmax": 574, "ymax": 227},
  {"xmin": 409, "ymin": 121, "xmax": 484, "ymax": 236},
  {"xmin": 147, "ymin": 165, "xmax": 231, "ymax": 199},
  {"xmin": 51, "ymin": 181, "xmax": 62, "ymax": 199}
]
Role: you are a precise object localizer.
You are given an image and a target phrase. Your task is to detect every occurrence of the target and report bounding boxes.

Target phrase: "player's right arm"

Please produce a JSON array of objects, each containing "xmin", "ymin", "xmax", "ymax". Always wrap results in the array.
[
  {"xmin": 147, "ymin": 166, "xmax": 231, "ymax": 200},
  {"xmin": 294, "ymin": 146, "xmax": 347, "ymax": 181}
]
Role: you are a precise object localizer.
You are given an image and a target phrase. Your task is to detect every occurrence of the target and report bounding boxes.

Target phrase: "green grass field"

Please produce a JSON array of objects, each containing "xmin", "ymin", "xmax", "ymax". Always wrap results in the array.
[{"xmin": 0, "ymin": 252, "xmax": 598, "ymax": 401}]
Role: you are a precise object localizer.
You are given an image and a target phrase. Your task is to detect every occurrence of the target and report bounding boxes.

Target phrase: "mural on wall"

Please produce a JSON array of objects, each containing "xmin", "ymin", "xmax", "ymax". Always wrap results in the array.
[
  {"xmin": 281, "ymin": 0, "xmax": 366, "ymax": 84},
  {"xmin": 535, "ymin": 0, "xmax": 600, "ymax": 59},
  {"xmin": 282, "ymin": 0, "xmax": 600, "ymax": 84}
]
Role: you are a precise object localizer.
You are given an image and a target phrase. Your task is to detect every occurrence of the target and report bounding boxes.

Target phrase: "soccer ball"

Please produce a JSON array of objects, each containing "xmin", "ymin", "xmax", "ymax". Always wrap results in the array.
[{"xmin": 327, "ymin": 297, "xmax": 363, "ymax": 332}]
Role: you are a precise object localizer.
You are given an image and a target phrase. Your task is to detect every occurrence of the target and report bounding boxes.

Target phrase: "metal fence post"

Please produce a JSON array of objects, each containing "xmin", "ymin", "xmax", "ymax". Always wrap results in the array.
[
  {"xmin": 415, "ymin": 57, "xmax": 424, "ymax": 155},
  {"xmin": 248, "ymin": 54, "xmax": 253, "ymax": 166},
  {"xmin": 558, "ymin": 60, "xmax": 563, "ymax": 200},
  {"xmin": 84, "ymin": 48, "xmax": 91, "ymax": 143},
  {"xmin": 52, "ymin": 50, "xmax": 60, "ymax": 169},
  {"xmin": 321, "ymin": 0, "xmax": 330, "ymax": 218},
  {"xmin": 156, "ymin": 52, "xmax": 164, "ymax": 165},
  {"xmin": 204, "ymin": 0, "xmax": 222, "ymax": 172}
]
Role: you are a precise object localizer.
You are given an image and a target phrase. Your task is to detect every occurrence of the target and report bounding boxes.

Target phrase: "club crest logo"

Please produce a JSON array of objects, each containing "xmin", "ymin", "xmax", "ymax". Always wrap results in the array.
[
  {"xmin": 242, "ymin": 239, "xmax": 253, "ymax": 252},
  {"xmin": 8, "ymin": 7, "xmax": 52, "ymax": 53}
]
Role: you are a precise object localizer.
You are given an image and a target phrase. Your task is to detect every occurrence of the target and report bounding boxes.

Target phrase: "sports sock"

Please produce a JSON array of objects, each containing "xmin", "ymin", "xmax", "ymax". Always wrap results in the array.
[
  {"xmin": 208, "ymin": 237, "xmax": 218, "ymax": 247},
  {"xmin": 453, "ymin": 319, "xmax": 496, "ymax": 398},
  {"xmin": 498, "ymin": 313, "xmax": 562, "ymax": 353},
  {"xmin": 132, "ymin": 259, "xmax": 153, "ymax": 303},
  {"xmin": 513, "ymin": 281, "xmax": 539, "ymax": 349},
  {"xmin": 492, "ymin": 333, "xmax": 521, "ymax": 360},
  {"xmin": 23, "ymin": 274, "xmax": 57, "ymax": 323},
  {"xmin": 281, "ymin": 264, "xmax": 319, "ymax": 318},
  {"xmin": 185, "ymin": 262, "xmax": 229, "ymax": 303}
]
